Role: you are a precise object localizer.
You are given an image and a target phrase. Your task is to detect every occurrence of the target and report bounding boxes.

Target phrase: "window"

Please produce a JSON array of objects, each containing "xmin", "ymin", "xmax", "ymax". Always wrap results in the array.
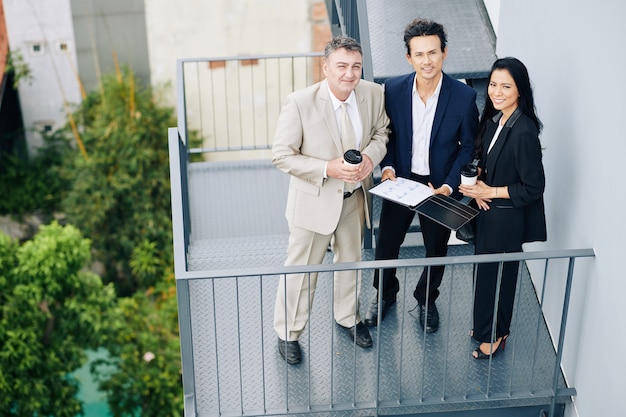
[
  {"xmin": 57, "ymin": 41, "xmax": 70, "ymax": 54},
  {"xmin": 33, "ymin": 120, "xmax": 55, "ymax": 135},
  {"xmin": 27, "ymin": 42, "xmax": 45, "ymax": 56}
]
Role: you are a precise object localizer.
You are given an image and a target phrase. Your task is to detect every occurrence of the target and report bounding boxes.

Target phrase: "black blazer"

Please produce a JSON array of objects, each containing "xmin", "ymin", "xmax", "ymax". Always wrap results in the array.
[{"xmin": 479, "ymin": 108, "xmax": 547, "ymax": 246}]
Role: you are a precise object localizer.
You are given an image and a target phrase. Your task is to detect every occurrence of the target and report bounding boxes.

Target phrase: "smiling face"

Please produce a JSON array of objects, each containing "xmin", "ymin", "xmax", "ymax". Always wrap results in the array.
[
  {"xmin": 488, "ymin": 68, "xmax": 520, "ymax": 118},
  {"xmin": 406, "ymin": 35, "xmax": 447, "ymax": 84},
  {"xmin": 323, "ymin": 47, "xmax": 362, "ymax": 101}
]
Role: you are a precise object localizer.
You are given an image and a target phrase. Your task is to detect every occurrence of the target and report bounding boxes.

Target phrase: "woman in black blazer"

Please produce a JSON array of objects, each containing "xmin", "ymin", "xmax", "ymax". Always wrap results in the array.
[{"xmin": 459, "ymin": 57, "xmax": 546, "ymax": 359}]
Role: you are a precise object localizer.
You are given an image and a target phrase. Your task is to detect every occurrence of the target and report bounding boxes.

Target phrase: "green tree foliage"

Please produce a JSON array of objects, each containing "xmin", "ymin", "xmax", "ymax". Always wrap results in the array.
[
  {"xmin": 91, "ymin": 274, "xmax": 183, "ymax": 416},
  {"xmin": 0, "ymin": 222, "xmax": 120, "ymax": 416},
  {"xmin": 59, "ymin": 68, "xmax": 174, "ymax": 296},
  {"xmin": 0, "ymin": 65, "xmax": 190, "ymax": 415},
  {"xmin": 5, "ymin": 49, "xmax": 34, "ymax": 88},
  {"xmin": 0, "ymin": 131, "xmax": 71, "ymax": 217}
]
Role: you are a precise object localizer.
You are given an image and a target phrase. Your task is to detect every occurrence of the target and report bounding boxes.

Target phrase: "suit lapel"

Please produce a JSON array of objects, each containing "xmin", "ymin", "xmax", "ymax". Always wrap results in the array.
[
  {"xmin": 355, "ymin": 85, "xmax": 369, "ymax": 151},
  {"xmin": 317, "ymin": 80, "xmax": 344, "ymax": 154},
  {"xmin": 484, "ymin": 120, "xmax": 509, "ymax": 183},
  {"xmin": 484, "ymin": 108, "xmax": 523, "ymax": 182},
  {"xmin": 430, "ymin": 74, "xmax": 450, "ymax": 146},
  {"xmin": 401, "ymin": 74, "xmax": 414, "ymax": 147}
]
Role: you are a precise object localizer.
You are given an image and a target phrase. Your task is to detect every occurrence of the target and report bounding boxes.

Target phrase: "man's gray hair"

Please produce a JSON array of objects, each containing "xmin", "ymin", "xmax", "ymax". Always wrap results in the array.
[{"xmin": 324, "ymin": 36, "xmax": 362, "ymax": 59}]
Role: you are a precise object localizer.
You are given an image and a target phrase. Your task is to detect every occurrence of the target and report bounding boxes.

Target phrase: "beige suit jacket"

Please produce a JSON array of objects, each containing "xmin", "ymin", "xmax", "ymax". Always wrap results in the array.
[{"xmin": 272, "ymin": 79, "xmax": 389, "ymax": 235}]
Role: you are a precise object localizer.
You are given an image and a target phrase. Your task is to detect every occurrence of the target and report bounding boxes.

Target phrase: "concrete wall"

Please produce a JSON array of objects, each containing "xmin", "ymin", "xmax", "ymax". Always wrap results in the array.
[
  {"xmin": 70, "ymin": 0, "xmax": 151, "ymax": 94},
  {"xmin": 495, "ymin": 1, "xmax": 626, "ymax": 416},
  {"xmin": 3, "ymin": 0, "xmax": 81, "ymax": 152},
  {"xmin": 4, "ymin": 0, "xmax": 328, "ymax": 155},
  {"xmin": 144, "ymin": 0, "xmax": 321, "ymax": 108},
  {"xmin": 482, "ymin": 0, "xmax": 500, "ymax": 33},
  {"xmin": 3, "ymin": 0, "xmax": 151, "ymax": 154},
  {"xmin": 144, "ymin": 0, "xmax": 331, "ymax": 155}
]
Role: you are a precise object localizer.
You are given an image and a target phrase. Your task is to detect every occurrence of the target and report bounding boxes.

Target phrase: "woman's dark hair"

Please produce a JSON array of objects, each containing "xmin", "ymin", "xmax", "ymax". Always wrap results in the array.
[{"xmin": 475, "ymin": 57, "xmax": 542, "ymax": 158}]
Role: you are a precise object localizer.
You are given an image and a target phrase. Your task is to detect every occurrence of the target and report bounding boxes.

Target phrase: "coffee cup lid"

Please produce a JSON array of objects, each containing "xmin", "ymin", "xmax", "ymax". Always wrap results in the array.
[
  {"xmin": 344, "ymin": 149, "xmax": 362, "ymax": 163},
  {"xmin": 461, "ymin": 163, "xmax": 478, "ymax": 176}
]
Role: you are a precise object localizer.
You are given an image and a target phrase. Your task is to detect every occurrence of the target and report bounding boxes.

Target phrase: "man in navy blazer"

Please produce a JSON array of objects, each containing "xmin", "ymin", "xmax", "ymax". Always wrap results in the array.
[{"xmin": 364, "ymin": 18, "xmax": 479, "ymax": 333}]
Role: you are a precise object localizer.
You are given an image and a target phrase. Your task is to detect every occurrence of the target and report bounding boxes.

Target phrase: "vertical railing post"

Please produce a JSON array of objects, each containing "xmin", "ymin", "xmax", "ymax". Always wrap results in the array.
[
  {"xmin": 178, "ymin": 136, "xmax": 191, "ymax": 252},
  {"xmin": 485, "ymin": 261, "xmax": 504, "ymax": 396},
  {"xmin": 168, "ymin": 127, "xmax": 189, "ymax": 271},
  {"xmin": 549, "ymin": 257, "xmax": 577, "ymax": 416},
  {"xmin": 374, "ymin": 266, "xmax": 383, "ymax": 414},
  {"xmin": 176, "ymin": 279, "xmax": 197, "ymax": 417},
  {"xmin": 210, "ymin": 278, "xmax": 222, "ymax": 415},
  {"xmin": 531, "ymin": 259, "xmax": 551, "ymax": 392},
  {"xmin": 177, "ymin": 59, "xmax": 188, "ymax": 146}
]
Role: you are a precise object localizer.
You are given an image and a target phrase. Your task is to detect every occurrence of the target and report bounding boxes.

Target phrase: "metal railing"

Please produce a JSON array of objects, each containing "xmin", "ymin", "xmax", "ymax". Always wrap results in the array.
[
  {"xmin": 174, "ymin": 244, "xmax": 592, "ymax": 414},
  {"xmin": 176, "ymin": 53, "xmax": 324, "ymax": 159},
  {"xmin": 169, "ymin": 37, "xmax": 595, "ymax": 416},
  {"xmin": 169, "ymin": 128, "xmax": 595, "ymax": 417}
]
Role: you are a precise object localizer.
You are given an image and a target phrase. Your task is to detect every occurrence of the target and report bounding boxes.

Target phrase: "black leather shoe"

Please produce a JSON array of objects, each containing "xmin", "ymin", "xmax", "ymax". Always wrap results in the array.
[
  {"xmin": 278, "ymin": 338, "xmax": 301, "ymax": 364},
  {"xmin": 343, "ymin": 322, "xmax": 372, "ymax": 348},
  {"xmin": 364, "ymin": 298, "xmax": 396, "ymax": 327},
  {"xmin": 418, "ymin": 302, "xmax": 439, "ymax": 333}
]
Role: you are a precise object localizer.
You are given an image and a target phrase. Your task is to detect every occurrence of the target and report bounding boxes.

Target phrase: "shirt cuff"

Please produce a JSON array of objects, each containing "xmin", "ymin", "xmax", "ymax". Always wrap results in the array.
[{"xmin": 443, "ymin": 184, "xmax": 453, "ymax": 195}]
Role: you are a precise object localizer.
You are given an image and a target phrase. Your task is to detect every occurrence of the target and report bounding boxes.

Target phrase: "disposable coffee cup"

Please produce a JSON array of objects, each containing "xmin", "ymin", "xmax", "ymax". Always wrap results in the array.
[
  {"xmin": 460, "ymin": 163, "xmax": 478, "ymax": 185},
  {"xmin": 343, "ymin": 149, "xmax": 362, "ymax": 166}
]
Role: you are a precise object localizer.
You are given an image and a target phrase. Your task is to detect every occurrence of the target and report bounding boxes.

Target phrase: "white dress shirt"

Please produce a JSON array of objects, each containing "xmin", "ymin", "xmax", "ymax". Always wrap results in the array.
[
  {"xmin": 329, "ymin": 89, "xmax": 363, "ymax": 149},
  {"xmin": 487, "ymin": 122, "xmax": 505, "ymax": 154},
  {"xmin": 410, "ymin": 74, "xmax": 442, "ymax": 175},
  {"xmin": 324, "ymin": 87, "xmax": 363, "ymax": 189}
]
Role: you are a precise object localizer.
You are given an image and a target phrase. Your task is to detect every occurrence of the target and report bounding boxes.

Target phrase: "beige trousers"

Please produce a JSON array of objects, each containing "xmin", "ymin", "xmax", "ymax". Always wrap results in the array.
[{"xmin": 274, "ymin": 189, "xmax": 365, "ymax": 341}]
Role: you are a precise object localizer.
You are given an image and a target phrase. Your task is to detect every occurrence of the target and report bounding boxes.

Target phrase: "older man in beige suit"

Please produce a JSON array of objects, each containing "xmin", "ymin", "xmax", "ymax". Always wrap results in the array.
[{"xmin": 273, "ymin": 36, "xmax": 389, "ymax": 364}]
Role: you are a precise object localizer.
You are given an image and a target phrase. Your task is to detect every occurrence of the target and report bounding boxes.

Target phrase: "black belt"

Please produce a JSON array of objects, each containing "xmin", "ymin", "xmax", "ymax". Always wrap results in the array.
[
  {"xmin": 410, "ymin": 173, "xmax": 430, "ymax": 185},
  {"xmin": 343, "ymin": 187, "xmax": 361, "ymax": 199}
]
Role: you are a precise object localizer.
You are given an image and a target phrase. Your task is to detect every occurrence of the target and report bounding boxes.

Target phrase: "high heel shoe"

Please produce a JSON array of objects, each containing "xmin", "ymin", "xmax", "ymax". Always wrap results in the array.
[{"xmin": 472, "ymin": 335, "xmax": 508, "ymax": 360}]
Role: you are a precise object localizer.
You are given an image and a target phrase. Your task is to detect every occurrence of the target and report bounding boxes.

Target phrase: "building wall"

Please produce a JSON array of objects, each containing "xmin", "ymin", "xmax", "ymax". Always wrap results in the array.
[
  {"xmin": 69, "ymin": 0, "xmax": 151, "ymax": 94},
  {"xmin": 0, "ymin": 0, "xmax": 8, "ymax": 77},
  {"xmin": 495, "ymin": 1, "xmax": 626, "ymax": 416},
  {"xmin": 482, "ymin": 0, "xmax": 500, "ymax": 33},
  {"xmin": 144, "ymin": 0, "xmax": 320, "ymax": 108},
  {"xmin": 4, "ymin": 0, "xmax": 326, "ymax": 154},
  {"xmin": 144, "ymin": 0, "xmax": 330, "ymax": 155},
  {"xmin": 3, "ymin": 0, "xmax": 81, "ymax": 152}
]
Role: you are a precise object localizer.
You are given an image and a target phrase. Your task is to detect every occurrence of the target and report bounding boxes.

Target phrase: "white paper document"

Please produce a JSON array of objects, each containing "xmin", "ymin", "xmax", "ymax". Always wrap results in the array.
[
  {"xmin": 369, "ymin": 177, "xmax": 480, "ymax": 230},
  {"xmin": 369, "ymin": 177, "xmax": 433, "ymax": 208}
]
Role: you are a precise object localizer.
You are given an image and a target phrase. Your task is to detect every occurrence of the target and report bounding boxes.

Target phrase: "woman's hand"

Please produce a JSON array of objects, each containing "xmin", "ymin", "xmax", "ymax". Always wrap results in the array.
[{"xmin": 459, "ymin": 180, "xmax": 493, "ymax": 210}]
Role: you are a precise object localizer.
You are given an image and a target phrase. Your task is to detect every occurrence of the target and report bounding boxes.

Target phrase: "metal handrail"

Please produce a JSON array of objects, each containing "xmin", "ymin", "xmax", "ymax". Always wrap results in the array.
[
  {"xmin": 170, "ymin": 229, "xmax": 594, "ymax": 416},
  {"xmin": 175, "ymin": 249, "xmax": 595, "ymax": 280},
  {"xmin": 175, "ymin": 53, "xmax": 324, "ymax": 157},
  {"xmin": 169, "ymin": 120, "xmax": 595, "ymax": 416}
]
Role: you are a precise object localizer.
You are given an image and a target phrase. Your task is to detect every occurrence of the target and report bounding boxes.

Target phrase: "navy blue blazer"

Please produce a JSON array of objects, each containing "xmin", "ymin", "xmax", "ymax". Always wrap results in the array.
[{"xmin": 381, "ymin": 72, "xmax": 479, "ymax": 198}]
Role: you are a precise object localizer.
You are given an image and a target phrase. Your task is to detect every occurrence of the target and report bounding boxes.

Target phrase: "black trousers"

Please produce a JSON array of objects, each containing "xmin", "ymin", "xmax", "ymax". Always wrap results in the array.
[
  {"xmin": 373, "ymin": 174, "xmax": 451, "ymax": 305},
  {"xmin": 472, "ymin": 202, "xmax": 524, "ymax": 343},
  {"xmin": 472, "ymin": 259, "xmax": 520, "ymax": 343}
]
